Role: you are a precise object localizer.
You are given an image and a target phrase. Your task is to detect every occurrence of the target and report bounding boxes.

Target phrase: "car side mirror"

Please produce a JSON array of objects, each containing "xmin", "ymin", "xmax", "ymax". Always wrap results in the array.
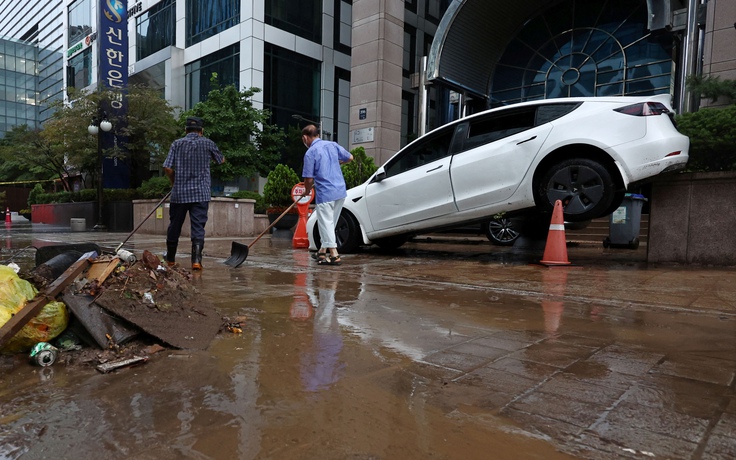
[{"xmin": 373, "ymin": 170, "xmax": 386, "ymax": 183}]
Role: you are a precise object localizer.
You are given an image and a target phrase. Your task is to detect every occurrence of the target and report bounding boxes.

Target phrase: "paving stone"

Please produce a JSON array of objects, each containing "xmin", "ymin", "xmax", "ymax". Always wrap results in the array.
[
  {"xmin": 507, "ymin": 390, "xmax": 604, "ymax": 428},
  {"xmin": 590, "ymin": 421, "xmax": 699, "ymax": 459},
  {"xmin": 604, "ymin": 400, "xmax": 710, "ymax": 444},
  {"xmin": 651, "ymin": 354, "xmax": 736, "ymax": 386},
  {"xmin": 485, "ymin": 357, "xmax": 559, "ymax": 381},
  {"xmin": 508, "ymin": 342, "xmax": 595, "ymax": 368},
  {"xmin": 537, "ymin": 372, "xmax": 628, "ymax": 405}
]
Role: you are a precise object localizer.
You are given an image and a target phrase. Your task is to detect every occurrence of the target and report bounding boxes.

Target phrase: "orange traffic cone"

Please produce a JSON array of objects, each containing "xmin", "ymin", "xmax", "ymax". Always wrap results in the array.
[
  {"xmin": 4, "ymin": 207, "xmax": 10, "ymax": 224},
  {"xmin": 292, "ymin": 200, "xmax": 310, "ymax": 248},
  {"xmin": 540, "ymin": 200, "xmax": 571, "ymax": 266}
]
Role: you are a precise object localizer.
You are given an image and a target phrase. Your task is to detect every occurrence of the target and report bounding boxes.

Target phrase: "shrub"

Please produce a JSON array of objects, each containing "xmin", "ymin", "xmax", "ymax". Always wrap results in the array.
[
  {"xmin": 28, "ymin": 183, "xmax": 45, "ymax": 206},
  {"xmin": 263, "ymin": 164, "xmax": 300, "ymax": 209},
  {"xmin": 342, "ymin": 146, "xmax": 378, "ymax": 189},
  {"xmin": 676, "ymin": 104, "xmax": 736, "ymax": 172},
  {"xmin": 230, "ymin": 190, "xmax": 268, "ymax": 213},
  {"xmin": 137, "ymin": 176, "xmax": 172, "ymax": 198}
]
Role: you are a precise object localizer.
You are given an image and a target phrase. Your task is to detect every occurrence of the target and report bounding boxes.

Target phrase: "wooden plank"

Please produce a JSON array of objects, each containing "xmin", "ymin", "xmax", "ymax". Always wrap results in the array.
[
  {"xmin": 0, "ymin": 257, "xmax": 91, "ymax": 349},
  {"xmin": 86, "ymin": 261, "xmax": 109, "ymax": 281},
  {"xmin": 86, "ymin": 258, "xmax": 120, "ymax": 285}
]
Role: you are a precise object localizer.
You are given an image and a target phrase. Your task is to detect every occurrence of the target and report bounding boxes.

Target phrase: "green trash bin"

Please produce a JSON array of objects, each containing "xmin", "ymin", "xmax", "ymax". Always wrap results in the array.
[{"xmin": 604, "ymin": 193, "xmax": 647, "ymax": 249}]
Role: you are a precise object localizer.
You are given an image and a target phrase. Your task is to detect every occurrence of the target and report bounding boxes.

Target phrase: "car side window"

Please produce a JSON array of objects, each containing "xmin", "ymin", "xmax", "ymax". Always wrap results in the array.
[
  {"xmin": 461, "ymin": 108, "xmax": 537, "ymax": 152},
  {"xmin": 383, "ymin": 129, "xmax": 455, "ymax": 178},
  {"xmin": 535, "ymin": 103, "xmax": 581, "ymax": 125}
]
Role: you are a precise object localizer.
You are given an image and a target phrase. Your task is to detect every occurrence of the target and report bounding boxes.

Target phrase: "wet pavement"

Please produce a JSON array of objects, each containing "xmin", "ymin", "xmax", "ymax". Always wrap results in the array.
[{"xmin": 1, "ymin": 218, "xmax": 736, "ymax": 459}]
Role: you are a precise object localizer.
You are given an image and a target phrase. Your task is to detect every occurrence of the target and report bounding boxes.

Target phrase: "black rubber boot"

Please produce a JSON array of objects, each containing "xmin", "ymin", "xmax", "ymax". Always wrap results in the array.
[
  {"xmin": 191, "ymin": 241, "xmax": 204, "ymax": 270},
  {"xmin": 166, "ymin": 240, "xmax": 177, "ymax": 266}
]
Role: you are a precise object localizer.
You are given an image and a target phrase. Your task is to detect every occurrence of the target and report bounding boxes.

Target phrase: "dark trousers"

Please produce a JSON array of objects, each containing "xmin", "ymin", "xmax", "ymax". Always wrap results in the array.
[{"xmin": 167, "ymin": 202, "xmax": 209, "ymax": 244}]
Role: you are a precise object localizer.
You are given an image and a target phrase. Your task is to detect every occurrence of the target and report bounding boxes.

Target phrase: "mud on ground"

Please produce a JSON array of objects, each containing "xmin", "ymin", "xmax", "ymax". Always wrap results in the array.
[{"xmin": 3, "ymin": 252, "xmax": 235, "ymax": 372}]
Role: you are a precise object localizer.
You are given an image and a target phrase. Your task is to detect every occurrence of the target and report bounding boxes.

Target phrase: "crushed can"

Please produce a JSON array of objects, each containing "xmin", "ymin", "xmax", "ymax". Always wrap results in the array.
[
  {"xmin": 116, "ymin": 249, "xmax": 137, "ymax": 264},
  {"xmin": 29, "ymin": 342, "xmax": 59, "ymax": 367}
]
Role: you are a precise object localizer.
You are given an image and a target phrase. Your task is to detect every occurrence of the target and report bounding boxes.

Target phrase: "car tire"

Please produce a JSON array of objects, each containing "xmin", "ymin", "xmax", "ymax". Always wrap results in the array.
[
  {"xmin": 536, "ymin": 158, "xmax": 615, "ymax": 222},
  {"xmin": 313, "ymin": 211, "xmax": 361, "ymax": 254},
  {"xmin": 373, "ymin": 234, "xmax": 409, "ymax": 250},
  {"xmin": 483, "ymin": 217, "xmax": 520, "ymax": 246}
]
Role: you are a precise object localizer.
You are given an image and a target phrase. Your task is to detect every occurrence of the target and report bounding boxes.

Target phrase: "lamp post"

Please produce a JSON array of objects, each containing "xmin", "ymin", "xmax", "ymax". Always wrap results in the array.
[
  {"xmin": 88, "ymin": 113, "xmax": 112, "ymax": 231},
  {"xmin": 291, "ymin": 114, "xmax": 331, "ymax": 139}
]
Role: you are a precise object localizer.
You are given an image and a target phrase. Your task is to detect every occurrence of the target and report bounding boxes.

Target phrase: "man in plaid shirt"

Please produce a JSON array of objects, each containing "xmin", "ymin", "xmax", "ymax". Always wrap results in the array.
[{"xmin": 163, "ymin": 117, "xmax": 225, "ymax": 270}]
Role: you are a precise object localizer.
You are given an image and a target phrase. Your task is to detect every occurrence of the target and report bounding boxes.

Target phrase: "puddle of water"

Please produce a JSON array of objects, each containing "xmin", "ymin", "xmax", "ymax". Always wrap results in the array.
[{"xmin": 1, "ymin": 232, "xmax": 735, "ymax": 458}]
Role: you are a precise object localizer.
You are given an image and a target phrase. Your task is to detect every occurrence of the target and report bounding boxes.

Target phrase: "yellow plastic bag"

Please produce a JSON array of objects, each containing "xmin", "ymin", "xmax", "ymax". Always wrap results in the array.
[{"xmin": 0, "ymin": 265, "xmax": 69, "ymax": 353}]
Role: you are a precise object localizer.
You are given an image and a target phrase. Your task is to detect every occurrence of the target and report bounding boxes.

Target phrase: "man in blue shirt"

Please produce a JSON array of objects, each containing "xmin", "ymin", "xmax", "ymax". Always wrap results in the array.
[
  {"xmin": 302, "ymin": 125, "xmax": 353, "ymax": 265},
  {"xmin": 163, "ymin": 117, "xmax": 225, "ymax": 270}
]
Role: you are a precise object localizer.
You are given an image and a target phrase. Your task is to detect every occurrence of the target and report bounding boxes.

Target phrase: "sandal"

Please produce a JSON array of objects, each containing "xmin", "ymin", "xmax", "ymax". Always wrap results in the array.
[
  {"xmin": 317, "ymin": 255, "xmax": 342, "ymax": 266},
  {"xmin": 312, "ymin": 252, "xmax": 327, "ymax": 262}
]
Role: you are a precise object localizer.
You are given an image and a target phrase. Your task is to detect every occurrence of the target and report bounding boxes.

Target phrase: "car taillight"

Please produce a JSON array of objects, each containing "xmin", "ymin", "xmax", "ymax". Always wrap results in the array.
[{"xmin": 614, "ymin": 102, "xmax": 671, "ymax": 116}]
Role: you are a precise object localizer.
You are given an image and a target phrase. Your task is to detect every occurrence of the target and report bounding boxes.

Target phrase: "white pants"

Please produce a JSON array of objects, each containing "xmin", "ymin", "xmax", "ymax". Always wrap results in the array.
[{"xmin": 315, "ymin": 198, "xmax": 345, "ymax": 249}]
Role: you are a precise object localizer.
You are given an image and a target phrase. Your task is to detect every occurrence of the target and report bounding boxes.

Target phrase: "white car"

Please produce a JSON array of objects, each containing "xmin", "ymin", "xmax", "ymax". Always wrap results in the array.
[{"xmin": 308, "ymin": 95, "xmax": 689, "ymax": 253}]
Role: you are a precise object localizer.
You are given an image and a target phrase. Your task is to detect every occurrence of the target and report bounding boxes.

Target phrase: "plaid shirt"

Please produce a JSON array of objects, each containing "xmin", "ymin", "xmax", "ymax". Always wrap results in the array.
[{"xmin": 164, "ymin": 133, "xmax": 224, "ymax": 203}]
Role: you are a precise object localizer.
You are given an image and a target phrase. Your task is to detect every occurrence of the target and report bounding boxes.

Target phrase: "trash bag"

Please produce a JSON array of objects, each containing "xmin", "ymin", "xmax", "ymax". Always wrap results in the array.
[{"xmin": 0, "ymin": 265, "xmax": 69, "ymax": 353}]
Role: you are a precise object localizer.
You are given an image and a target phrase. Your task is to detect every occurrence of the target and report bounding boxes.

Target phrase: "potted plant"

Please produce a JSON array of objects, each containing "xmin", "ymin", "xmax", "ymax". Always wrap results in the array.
[{"xmin": 263, "ymin": 164, "xmax": 301, "ymax": 229}]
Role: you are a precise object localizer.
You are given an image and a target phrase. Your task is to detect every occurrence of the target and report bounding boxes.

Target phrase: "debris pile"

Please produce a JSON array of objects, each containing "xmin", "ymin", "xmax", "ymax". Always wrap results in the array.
[{"xmin": 0, "ymin": 245, "xmax": 226, "ymax": 373}]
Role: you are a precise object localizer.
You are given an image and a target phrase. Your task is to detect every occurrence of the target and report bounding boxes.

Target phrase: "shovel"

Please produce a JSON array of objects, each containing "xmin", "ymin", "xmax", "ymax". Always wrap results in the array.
[
  {"xmin": 224, "ymin": 195, "xmax": 306, "ymax": 268},
  {"xmin": 113, "ymin": 191, "xmax": 171, "ymax": 254}
]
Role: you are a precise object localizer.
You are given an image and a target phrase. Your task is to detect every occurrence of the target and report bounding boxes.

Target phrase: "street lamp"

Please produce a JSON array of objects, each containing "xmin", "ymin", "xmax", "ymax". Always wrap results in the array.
[
  {"xmin": 291, "ymin": 114, "xmax": 331, "ymax": 140},
  {"xmin": 88, "ymin": 113, "xmax": 112, "ymax": 231}
]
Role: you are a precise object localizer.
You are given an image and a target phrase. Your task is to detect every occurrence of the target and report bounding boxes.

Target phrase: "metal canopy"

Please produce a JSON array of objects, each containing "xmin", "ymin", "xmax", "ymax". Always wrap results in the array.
[
  {"xmin": 426, "ymin": 0, "xmax": 676, "ymax": 102},
  {"xmin": 427, "ymin": 0, "xmax": 554, "ymax": 100}
]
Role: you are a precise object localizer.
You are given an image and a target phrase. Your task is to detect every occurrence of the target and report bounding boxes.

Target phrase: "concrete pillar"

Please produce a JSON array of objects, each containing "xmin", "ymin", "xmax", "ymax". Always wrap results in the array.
[{"xmin": 350, "ymin": 0, "xmax": 404, "ymax": 166}]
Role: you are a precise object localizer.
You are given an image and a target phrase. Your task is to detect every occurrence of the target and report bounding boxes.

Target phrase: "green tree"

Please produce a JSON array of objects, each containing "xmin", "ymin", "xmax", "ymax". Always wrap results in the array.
[
  {"xmin": 676, "ymin": 104, "xmax": 736, "ymax": 172},
  {"xmin": 687, "ymin": 75, "xmax": 736, "ymax": 104},
  {"xmin": 180, "ymin": 78, "xmax": 285, "ymax": 181},
  {"xmin": 0, "ymin": 124, "xmax": 81, "ymax": 189},
  {"xmin": 0, "ymin": 125, "xmax": 58, "ymax": 183},
  {"xmin": 282, "ymin": 124, "xmax": 307, "ymax": 174},
  {"xmin": 116, "ymin": 84, "xmax": 180, "ymax": 187},
  {"xmin": 37, "ymin": 86, "xmax": 179, "ymax": 190},
  {"xmin": 342, "ymin": 146, "xmax": 378, "ymax": 188}
]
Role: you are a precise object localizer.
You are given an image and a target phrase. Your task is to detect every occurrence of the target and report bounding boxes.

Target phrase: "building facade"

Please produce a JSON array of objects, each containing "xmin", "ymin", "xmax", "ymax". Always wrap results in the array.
[
  {"xmin": 0, "ymin": 0, "xmax": 733, "ymax": 166},
  {"xmin": 0, "ymin": 0, "xmax": 65, "ymax": 137}
]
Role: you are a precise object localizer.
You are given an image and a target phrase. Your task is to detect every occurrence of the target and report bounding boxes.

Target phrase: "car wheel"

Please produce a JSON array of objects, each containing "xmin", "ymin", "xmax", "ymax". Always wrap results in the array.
[
  {"xmin": 537, "ymin": 158, "xmax": 615, "ymax": 222},
  {"xmin": 313, "ymin": 211, "xmax": 361, "ymax": 254},
  {"xmin": 484, "ymin": 217, "xmax": 520, "ymax": 246},
  {"xmin": 373, "ymin": 234, "xmax": 409, "ymax": 250},
  {"xmin": 601, "ymin": 190, "xmax": 626, "ymax": 216}
]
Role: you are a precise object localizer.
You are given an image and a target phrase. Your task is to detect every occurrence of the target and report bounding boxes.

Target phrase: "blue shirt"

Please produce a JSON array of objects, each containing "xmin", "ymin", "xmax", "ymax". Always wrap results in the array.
[
  {"xmin": 302, "ymin": 139, "xmax": 351, "ymax": 204},
  {"xmin": 163, "ymin": 133, "xmax": 224, "ymax": 203}
]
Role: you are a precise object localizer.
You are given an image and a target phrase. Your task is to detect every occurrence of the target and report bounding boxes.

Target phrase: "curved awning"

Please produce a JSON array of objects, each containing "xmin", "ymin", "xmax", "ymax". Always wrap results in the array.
[
  {"xmin": 427, "ymin": 0, "xmax": 671, "ymax": 101},
  {"xmin": 427, "ymin": 0, "xmax": 554, "ymax": 100}
]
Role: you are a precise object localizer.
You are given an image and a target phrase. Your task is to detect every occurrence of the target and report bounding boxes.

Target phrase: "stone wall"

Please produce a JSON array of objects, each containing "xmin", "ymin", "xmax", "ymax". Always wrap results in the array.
[
  {"xmin": 648, "ymin": 172, "xmax": 736, "ymax": 265},
  {"xmin": 133, "ymin": 197, "xmax": 268, "ymax": 237}
]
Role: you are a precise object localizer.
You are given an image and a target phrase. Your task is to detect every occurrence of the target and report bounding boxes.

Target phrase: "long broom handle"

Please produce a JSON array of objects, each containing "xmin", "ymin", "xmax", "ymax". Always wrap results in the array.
[
  {"xmin": 114, "ymin": 191, "xmax": 172, "ymax": 253},
  {"xmin": 248, "ymin": 194, "xmax": 307, "ymax": 249}
]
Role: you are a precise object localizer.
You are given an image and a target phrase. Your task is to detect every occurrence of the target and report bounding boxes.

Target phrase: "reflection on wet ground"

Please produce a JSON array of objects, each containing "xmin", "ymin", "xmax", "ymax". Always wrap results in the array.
[{"xmin": 1, "ymin": 222, "xmax": 735, "ymax": 459}]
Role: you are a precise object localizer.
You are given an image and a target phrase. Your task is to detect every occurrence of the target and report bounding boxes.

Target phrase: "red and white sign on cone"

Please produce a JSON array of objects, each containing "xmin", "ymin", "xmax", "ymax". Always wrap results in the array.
[
  {"xmin": 540, "ymin": 200, "xmax": 571, "ymax": 266},
  {"xmin": 5, "ymin": 207, "xmax": 10, "ymax": 224}
]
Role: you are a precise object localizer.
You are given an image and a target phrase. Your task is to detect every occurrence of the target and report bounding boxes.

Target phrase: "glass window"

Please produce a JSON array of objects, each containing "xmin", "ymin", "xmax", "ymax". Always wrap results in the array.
[
  {"xmin": 186, "ymin": 0, "xmax": 239, "ymax": 47},
  {"xmin": 185, "ymin": 44, "xmax": 240, "ymax": 109},
  {"xmin": 68, "ymin": 0, "xmax": 92, "ymax": 48},
  {"xmin": 384, "ymin": 128, "xmax": 454, "ymax": 178},
  {"xmin": 137, "ymin": 0, "xmax": 176, "ymax": 60},
  {"xmin": 67, "ymin": 48, "xmax": 92, "ymax": 90},
  {"xmin": 266, "ymin": 0, "xmax": 322, "ymax": 43},
  {"xmin": 263, "ymin": 43, "xmax": 321, "ymax": 130},
  {"xmin": 461, "ymin": 108, "xmax": 535, "ymax": 152},
  {"xmin": 491, "ymin": 0, "xmax": 674, "ymax": 106}
]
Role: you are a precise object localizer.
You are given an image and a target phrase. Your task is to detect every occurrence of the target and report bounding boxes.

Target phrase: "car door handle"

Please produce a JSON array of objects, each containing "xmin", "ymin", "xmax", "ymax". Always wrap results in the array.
[
  {"xmin": 426, "ymin": 164, "xmax": 443, "ymax": 173},
  {"xmin": 516, "ymin": 135, "xmax": 537, "ymax": 145}
]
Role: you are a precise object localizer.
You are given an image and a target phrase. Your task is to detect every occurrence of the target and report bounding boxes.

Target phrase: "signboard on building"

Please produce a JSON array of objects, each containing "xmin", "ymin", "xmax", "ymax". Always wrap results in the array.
[
  {"xmin": 352, "ymin": 127, "xmax": 374, "ymax": 144},
  {"xmin": 98, "ymin": 0, "xmax": 130, "ymax": 188}
]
